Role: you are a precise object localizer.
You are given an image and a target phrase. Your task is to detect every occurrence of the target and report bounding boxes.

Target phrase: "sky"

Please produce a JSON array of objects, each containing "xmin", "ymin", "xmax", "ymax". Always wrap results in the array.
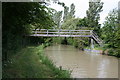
[{"xmin": 49, "ymin": 0, "xmax": 120, "ymax": 25}]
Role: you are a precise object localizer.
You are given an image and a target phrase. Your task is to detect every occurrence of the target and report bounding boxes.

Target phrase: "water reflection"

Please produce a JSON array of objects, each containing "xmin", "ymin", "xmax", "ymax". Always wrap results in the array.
[{"xmin": 45, "ymin": 45, "xmax": 118, "ymax": 78}]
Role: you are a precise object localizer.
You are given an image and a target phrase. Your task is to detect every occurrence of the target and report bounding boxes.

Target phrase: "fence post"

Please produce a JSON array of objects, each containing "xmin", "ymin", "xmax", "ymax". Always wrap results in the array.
[
  {"xmin": 35, "ymin": 30, "xmax": 37, "ymax": 36},
  {"xmin": 47, "ymin": 29, "xmax": 48, "ymax": 35},
  {"xmin": 70, "ymin": 30, "xmax": 72, "ymax": 37},
  {"xmin": 58, "ymin": 29, "xmax": 60, "ymax": 36},
  {"xmin": 90, "ymin": 30, "xmax": 93, "ymax": 36}
]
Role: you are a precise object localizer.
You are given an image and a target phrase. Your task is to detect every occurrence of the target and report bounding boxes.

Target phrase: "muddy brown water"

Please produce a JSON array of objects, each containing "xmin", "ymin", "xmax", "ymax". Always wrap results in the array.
[{"xmin": 44, "ymin": 45, "xmax": 118, "ymax": 78}]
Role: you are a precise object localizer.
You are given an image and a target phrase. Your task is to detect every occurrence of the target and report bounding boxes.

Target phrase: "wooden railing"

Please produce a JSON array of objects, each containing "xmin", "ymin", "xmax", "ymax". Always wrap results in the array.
[
  {"xmin": 30, "ymin": 29, "xmax": 103, "ymax": 45},
  {"xmin": 32, "ymin": 29, "xmax": 92, "ymax": 37},
  {"xmin": 92, "ymin": 32, "xmax": 103, "ymax": 46}
]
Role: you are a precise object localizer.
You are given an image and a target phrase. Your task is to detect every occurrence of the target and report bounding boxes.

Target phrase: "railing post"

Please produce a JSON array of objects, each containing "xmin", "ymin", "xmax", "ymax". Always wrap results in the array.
[
  {"xmin": 70, "ymin": 30, "xmax": 72, "ymax": 37},
  {"xmin": 47, "ymin": 29, "xmax": 48, "ymax": 35},
  {"xmin": 90, "ymin": 30, "xmax": 93, "ymax": 36},
  {"xmin": 35, "ymin": 30, "xmax": 37, "ymax": 36},
  {"xmin": 58, "ymin": 29, "xmax": 60, "ymax": 36}
]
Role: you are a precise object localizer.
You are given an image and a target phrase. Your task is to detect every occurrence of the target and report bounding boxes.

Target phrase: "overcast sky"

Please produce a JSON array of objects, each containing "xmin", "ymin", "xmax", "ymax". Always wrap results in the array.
[{"xmin": 49, "ymin": 0, "xmax": 119, "ymax": 25}]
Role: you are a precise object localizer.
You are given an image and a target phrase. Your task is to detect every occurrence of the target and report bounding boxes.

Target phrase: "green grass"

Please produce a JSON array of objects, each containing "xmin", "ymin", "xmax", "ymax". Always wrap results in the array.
[{"xmin": 3, "ymin": 44, "xmax": 71, "ymax": 78}]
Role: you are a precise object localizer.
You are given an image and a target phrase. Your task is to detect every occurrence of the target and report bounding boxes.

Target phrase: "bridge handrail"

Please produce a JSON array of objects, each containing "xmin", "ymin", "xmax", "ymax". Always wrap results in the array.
[
  {"xmin": 92, "ymin": 31, "xmax": 103, "ymax": 43},
  {"xmin": 31, "ymin": 29, "xmax": 103, "ymax": 45},
  {"xmin": 32, "ymin": 29, "xmax": 93, "ymax": 36},
  {"xmin": 92, "ymin": 35, "xmax": 101, "ymax": 42},
  {"xmin": 33, "ymin": 29, "xmax": 93, "ymax": 32},
  {"xmin": 32, "ymin": 31, "xmax": 92, "ymax": 34}
]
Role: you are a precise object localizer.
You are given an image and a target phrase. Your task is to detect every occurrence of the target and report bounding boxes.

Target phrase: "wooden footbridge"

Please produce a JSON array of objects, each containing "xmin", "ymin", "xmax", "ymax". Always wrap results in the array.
[{"xmin": 30, "ymin": 29, "xmax": 103, "ymax": 46}]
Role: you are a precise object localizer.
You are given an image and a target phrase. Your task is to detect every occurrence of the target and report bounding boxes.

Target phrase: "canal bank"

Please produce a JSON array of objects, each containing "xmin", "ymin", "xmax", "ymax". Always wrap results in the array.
[{"xmin": 2, "ymin": 44, "xmax": 71, "ymax": 78}]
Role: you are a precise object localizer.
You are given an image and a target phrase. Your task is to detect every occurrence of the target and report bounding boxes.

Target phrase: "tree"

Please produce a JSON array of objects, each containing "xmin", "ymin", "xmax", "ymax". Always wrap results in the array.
[
  {"xmin": 2, "ymin": 2, "xmax": 55, "ymax": 61},
  {"xmin": 61, "ymin": 18, "xmax": 79, "ymax": 30},
  {"xmin": 86, "ymin": 0, "xmax": 103, "ymax": 35},
  {"xmin": 53, "ymin": 11, "xmax": 63, "ymax": 29},
  {"xmin": 63, "ymin": 6, "xmax": 69, "ymax": 22},
  {"xmin": 102, "ymin": 9, "xmax": 118, "ymax": 44},
  {"xmin": 69, "ymin": 3, "xmax": 75, "ymax": 19},
  {"xmin": 63, "ymin": 3, "xmax": 75, "ymax": 22},
  {"xmin": 77, "ymin": 17, "xmax": 89, "ymax": 27},
  {"xmin": 101, "ymin": 9, "xmax": 119, "ymax": 57}
]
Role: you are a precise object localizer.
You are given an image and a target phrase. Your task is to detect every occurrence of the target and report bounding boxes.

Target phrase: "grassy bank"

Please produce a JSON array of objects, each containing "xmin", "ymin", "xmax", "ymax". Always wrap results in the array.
[
  {"xmin": 3, "ymin": 44, "xmax": 71, "ymax": 78},
  {"xmin": 85, "ymin": 45, "xmax": 120, "ymax": 57}
]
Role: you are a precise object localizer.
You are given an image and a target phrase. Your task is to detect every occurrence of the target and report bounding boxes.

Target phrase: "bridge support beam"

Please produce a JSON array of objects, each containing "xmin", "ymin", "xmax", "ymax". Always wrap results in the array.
[{"xmin": 91, "ymin": 38, "xmax": 94, "ymax": 49}]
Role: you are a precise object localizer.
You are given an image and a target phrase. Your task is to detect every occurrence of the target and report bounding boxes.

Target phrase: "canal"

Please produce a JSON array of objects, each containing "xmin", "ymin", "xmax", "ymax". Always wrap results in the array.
[{"xmin": 45, "ymin": 45, "xmax": 118, "ymax": 78}]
